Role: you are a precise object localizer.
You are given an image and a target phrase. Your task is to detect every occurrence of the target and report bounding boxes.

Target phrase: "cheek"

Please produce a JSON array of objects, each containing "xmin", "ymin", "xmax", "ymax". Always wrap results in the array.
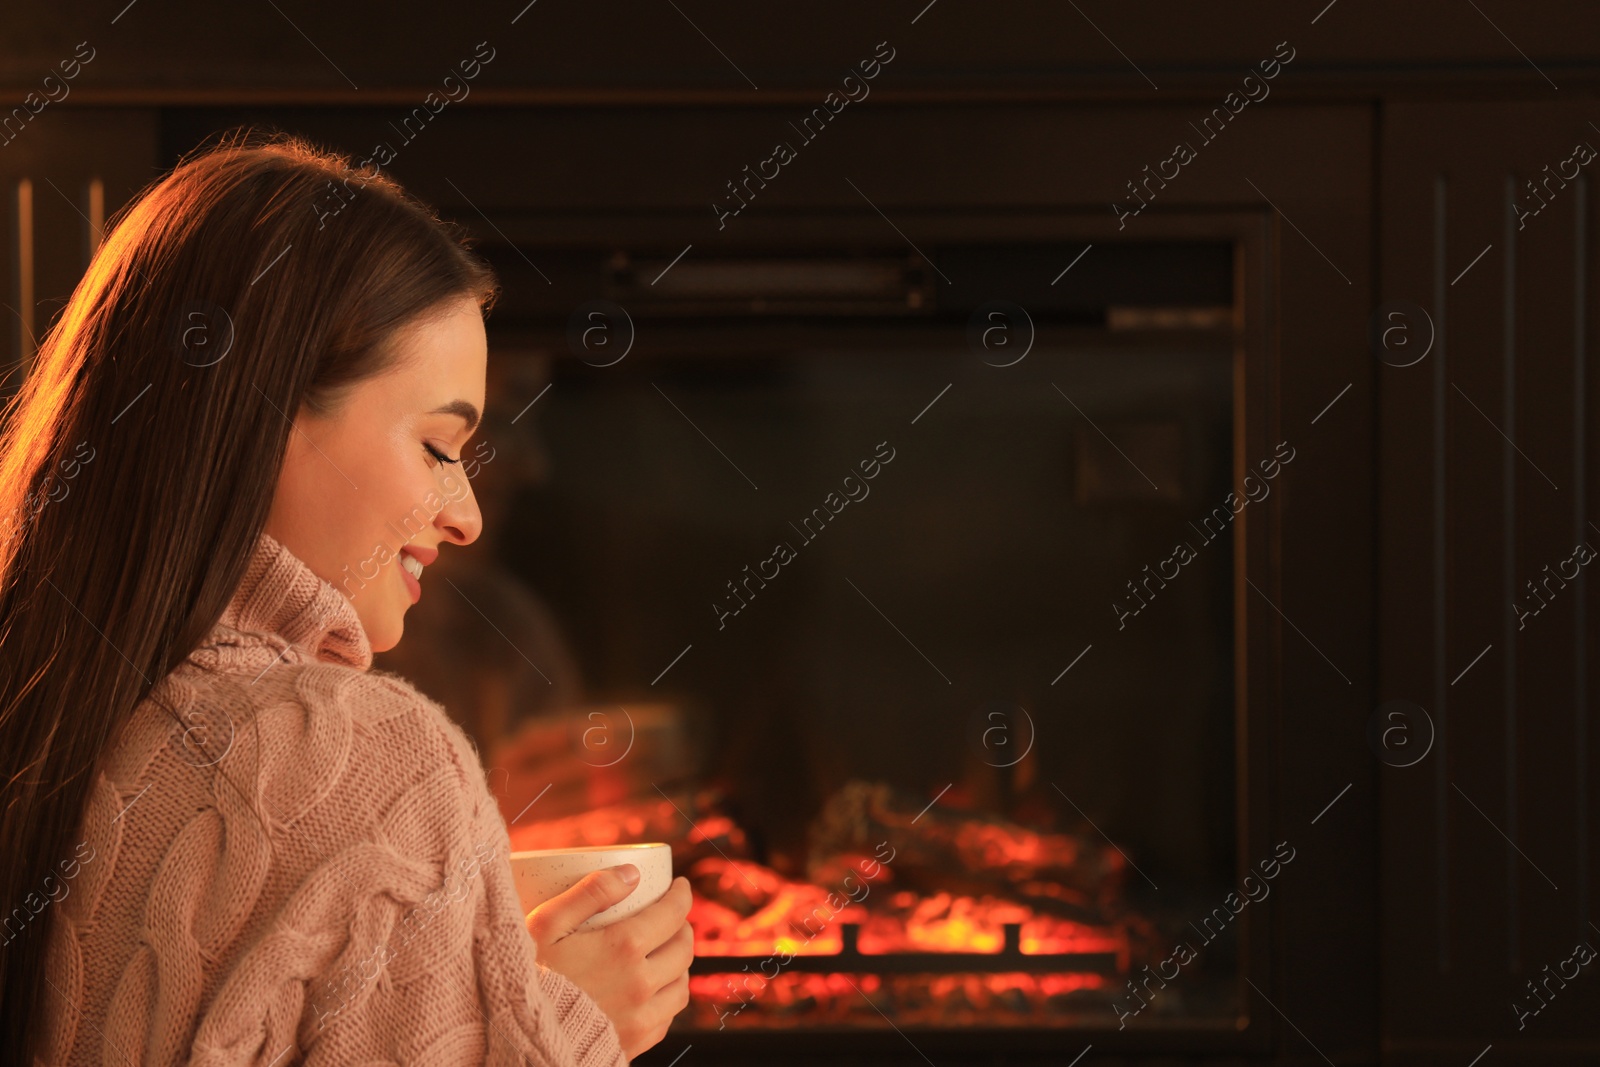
[
  {"xmin": 368, "ymin": 464, "xmax": 447, "ymax": 553},
  {"xmin": 313, "ymin": 437, "xmax": 430, "ymax": 580},
  {"xmin": 269, "ymin": 447, "xmax": 376, "ymax": 583}
]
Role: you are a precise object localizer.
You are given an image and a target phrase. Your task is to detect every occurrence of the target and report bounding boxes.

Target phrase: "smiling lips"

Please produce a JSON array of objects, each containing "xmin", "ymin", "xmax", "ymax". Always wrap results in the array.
[{"xmin": 398, "ymin": 545, "xmax": 436, "ymax": 602}]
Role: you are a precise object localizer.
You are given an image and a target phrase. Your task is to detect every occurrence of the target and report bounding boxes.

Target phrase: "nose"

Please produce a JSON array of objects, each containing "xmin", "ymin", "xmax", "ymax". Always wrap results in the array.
[{"xmin": 434, "ymin": 468, "xmax": 483, "ymax": 546}]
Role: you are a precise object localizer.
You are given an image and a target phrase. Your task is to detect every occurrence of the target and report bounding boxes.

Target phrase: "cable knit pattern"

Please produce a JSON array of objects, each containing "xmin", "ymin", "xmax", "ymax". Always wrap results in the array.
[{"xmin": 38, "ymin": 530, "xmax": 629, "ymax": 1067}]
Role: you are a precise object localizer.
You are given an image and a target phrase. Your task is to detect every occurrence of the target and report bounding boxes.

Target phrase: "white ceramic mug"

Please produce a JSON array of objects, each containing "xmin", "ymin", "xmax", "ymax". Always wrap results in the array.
[{"xmin": 510, "ymin": 842, "xmax": 673, "ymax": 932}]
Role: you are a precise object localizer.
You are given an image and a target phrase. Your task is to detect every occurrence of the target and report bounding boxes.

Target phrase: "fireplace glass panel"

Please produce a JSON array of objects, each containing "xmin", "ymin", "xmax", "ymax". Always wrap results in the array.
[{"xmin": 473, "ymin": 305, "xmax": 1242, "ymax": 1030}]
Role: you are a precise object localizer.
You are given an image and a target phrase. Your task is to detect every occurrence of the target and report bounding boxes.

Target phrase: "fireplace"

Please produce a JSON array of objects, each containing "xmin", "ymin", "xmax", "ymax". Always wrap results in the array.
[{"xmin": 460, "ymin": 232, "xmax": 1264, "ymax": 1060}]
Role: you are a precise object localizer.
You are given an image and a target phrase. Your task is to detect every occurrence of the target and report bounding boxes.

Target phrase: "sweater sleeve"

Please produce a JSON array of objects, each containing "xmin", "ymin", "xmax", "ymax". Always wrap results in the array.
[
  {"xmin": 459, "ymin": 707, "xmax": 632, "ymax": 1067},
  {"xmin": 289, "ymin": 672, "xmax": 629, "ymax": 1067}
]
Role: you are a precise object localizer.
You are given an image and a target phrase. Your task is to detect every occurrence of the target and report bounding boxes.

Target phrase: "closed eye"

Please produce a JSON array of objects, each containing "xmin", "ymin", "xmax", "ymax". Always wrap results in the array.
[{"xmin": 424, "ymin": 442, "xmax": 462, "ymax": 465}]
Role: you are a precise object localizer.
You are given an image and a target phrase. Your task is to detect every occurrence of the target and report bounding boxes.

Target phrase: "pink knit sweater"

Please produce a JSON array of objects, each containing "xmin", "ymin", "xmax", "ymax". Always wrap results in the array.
[{"xmin": 38, "ymin": 530, "xmax": 629, "ymax": 1067}]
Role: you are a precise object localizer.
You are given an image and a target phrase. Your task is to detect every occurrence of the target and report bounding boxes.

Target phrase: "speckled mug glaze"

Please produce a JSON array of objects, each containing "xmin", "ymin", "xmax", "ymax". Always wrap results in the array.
[{"xmin": 510, "ymin": 843, "xmax": 673, "ymax": 932}]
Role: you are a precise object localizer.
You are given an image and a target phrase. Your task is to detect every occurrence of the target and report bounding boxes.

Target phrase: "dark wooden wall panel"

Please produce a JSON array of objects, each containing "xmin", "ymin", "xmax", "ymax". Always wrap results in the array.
[
  {"xmin": 1, "ymin": 0, "xmax": 1595, "ymax": 98},
  {"xmin": 0, "ymin": 109, "xmax": 157, "ymax": 391},
  {"xmin": 1381, "ymin": 100, "xmax": 1599, "ymax": 1063}
]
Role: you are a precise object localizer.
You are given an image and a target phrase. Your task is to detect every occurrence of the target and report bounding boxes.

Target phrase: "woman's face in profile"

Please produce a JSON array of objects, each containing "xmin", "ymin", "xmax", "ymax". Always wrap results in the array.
[{"xmin": 265, "ymin": 294, "xmax": 487, "ymax": 652}]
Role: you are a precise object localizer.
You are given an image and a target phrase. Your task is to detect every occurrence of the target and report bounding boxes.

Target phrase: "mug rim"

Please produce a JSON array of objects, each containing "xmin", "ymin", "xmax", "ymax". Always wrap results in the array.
[{"xmin": 509, "ymin": 842, "xmax": 669, "ymax": 858}]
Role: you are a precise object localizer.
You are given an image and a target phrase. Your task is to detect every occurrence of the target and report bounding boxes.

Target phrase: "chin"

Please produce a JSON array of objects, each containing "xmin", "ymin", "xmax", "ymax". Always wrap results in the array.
[
  {"xmin": 368, "ymin": 620, "xmax": 404, "ymax": 654},
  {"xmin": 356, "ymin": 601, "xmax": 406, "ymax": 654}
]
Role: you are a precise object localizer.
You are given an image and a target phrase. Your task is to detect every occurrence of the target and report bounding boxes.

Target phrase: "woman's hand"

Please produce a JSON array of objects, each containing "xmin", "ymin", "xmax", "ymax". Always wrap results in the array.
[{"xmin": 526, "ymin": 865, "xmax": 695, "ymax": 1059}]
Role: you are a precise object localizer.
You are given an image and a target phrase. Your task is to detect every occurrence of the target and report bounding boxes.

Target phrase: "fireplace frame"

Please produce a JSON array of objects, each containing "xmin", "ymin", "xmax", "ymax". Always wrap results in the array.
[{"xmin": 481, "ymin": 206, "xmax": 1291, "ymax": 1063}]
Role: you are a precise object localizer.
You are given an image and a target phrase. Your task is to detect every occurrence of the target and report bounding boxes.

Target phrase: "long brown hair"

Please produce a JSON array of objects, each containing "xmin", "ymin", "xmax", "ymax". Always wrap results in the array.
[{"xmin": 0, "ymin": 128, "xmax": 497, "ymax": 1059}]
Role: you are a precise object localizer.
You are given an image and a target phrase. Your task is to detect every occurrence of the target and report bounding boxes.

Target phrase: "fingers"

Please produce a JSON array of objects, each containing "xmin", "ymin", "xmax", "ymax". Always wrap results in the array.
[
  {"xmin": 648, "ymin": 969, "xmax": 692, "ymax": 1020},
  {"xmin": 642, "ymin": 921, "xmax": 695, "ymax": 992},
  {"xmin": 527, "ymin": 865, "xmax": 640, "ymax": 942},
  {"xmin": 606, "ymin": 876, "xmax": 692, "ymax": 957},
  {"xmin": 645, "ymin": 917, "xmax": 694, "ymax": 963},
  {"xmin": 627, "ymin": 969, "xmax": 690, "ymax": 1058}
]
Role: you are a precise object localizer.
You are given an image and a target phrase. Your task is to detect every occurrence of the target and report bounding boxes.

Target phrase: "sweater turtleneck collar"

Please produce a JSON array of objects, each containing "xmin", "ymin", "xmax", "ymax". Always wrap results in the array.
[{"xmin": 211, "ymin": 529, "xmax": 373, "ymax": 671}]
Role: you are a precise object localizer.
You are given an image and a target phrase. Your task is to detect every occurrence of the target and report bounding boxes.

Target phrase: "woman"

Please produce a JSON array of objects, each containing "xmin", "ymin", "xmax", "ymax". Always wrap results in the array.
[{"xmin": 0, "ymin": 130, "xmax": 692, "ymax": 1065}]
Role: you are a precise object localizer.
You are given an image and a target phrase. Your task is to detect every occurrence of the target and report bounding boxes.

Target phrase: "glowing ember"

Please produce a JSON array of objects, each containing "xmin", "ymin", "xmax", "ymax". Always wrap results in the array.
[
  {"xmin": 503, "ymin": 783, "xmax": 1142, "ymax": 1029},
  {"xmin": 686, "ymin": 971, "xmax": 1114, "ymax": 1029}
]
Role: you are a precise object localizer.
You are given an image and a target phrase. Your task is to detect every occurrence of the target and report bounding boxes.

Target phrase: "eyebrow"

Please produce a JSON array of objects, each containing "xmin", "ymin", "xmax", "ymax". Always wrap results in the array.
[{"xmin": 428, "ymin": 400, "xmax": 481, "ymax": 434}]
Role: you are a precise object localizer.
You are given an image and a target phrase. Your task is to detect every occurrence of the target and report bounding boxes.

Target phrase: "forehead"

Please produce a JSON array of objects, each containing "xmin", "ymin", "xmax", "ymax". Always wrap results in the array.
[{"xmin": 381, "ymin": 297, "xmax": 488, "ymax": 407}]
